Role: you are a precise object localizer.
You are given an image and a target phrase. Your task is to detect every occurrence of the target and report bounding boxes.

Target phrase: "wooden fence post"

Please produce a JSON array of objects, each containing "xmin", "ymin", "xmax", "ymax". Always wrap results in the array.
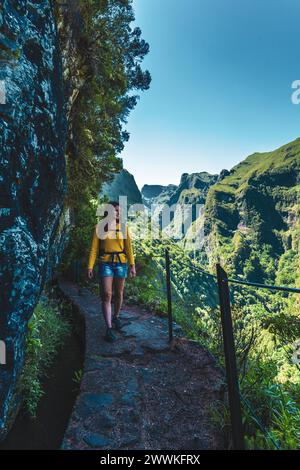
[
  {"xmin": 165, "ymin": 249, "xmax": 173, "ymax": 342},
  {"xmin": 216, "ymin": 263, "xmax": 245, "ymax": 450}
]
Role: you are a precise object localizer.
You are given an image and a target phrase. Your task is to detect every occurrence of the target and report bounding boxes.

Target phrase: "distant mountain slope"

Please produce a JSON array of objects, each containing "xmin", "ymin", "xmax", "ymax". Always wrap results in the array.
[
  {"xmin": 169, "ymin": 172, "xmax": 219, "ymax": 206},
  {"xmin": 141, "ymin": 184, "xmax": 177, "ymax": 207},
  {"xmin": 101, "ymin": 169, "xmax": 142, "ymax": 205},
  {"xmin": 195, "ymin": 138, "xmax": 300, "ymax": 283},
  {"xmin": 142, "ymin": 172, "xmax": 218, "ymax": 209},
  {"xmin": 141, "ymin": 172, "xmax": 218, "ymax": 239},
  {"xmin": 161, "ymin": 172, "xmax": 219, "ymax": 239}
]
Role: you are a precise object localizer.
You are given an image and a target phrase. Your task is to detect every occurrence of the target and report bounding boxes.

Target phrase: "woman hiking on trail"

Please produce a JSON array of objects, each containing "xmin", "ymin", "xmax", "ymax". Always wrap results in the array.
[{"xmin": 87, "ymin": 201, "xmax": 136, "ymax": 342}]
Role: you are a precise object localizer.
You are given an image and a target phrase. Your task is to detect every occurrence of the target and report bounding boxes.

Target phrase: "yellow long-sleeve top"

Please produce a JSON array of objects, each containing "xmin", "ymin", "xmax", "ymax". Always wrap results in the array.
[{"xmin": 88, "ymin": 223, "xmax": 135, "ymax": 270}]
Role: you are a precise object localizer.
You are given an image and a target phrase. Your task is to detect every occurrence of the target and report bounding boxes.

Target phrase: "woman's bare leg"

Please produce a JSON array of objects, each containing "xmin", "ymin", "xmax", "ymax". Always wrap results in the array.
[
  {"xmin": 100, "ymin": 276, "xmax": 114, "ymax": 328},
  {"xmin": 113, "ymin": 278, "xmax": 126, "ymax": 318}
]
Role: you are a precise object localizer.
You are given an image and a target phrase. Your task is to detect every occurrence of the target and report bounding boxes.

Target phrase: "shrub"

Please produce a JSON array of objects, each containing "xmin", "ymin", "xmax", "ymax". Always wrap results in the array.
[{"xmin": 19, "ymin": 297, "xmax": 71, "ymax": 417}]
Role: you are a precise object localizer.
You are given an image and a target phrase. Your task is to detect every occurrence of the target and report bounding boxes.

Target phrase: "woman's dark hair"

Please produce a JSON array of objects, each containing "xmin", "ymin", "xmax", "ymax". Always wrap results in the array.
[
  {"xmin": 108, "ymin": 200, "xmax": 120, "ymax": 207},
  {"xmin": 103, "ymin": 201, "xmax": 120, "ymax": 232}
]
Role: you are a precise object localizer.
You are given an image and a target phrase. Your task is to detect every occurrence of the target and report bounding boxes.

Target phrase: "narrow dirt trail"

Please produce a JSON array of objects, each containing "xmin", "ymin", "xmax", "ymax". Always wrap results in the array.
[{"xmin": 59, "ymin": 279, "xmax": 226, "ymax": 450}]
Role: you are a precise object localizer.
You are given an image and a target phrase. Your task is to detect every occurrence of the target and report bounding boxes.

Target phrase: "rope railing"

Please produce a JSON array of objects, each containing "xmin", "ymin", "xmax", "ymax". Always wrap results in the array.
[{"xmin": 226, "ymin": 277, "xmax": 300, "ymax": 294}]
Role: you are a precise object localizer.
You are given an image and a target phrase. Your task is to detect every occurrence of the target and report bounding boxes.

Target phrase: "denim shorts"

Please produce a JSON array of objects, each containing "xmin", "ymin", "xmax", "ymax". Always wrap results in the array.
[{"xmin": 98, "ymin": 262, "xmax": 128, "ymax": 279}]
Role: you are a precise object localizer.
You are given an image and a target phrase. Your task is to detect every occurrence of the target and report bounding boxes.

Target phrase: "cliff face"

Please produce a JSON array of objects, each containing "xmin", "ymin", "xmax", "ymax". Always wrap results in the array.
[
  {"xmin": 142, "ymin": 172, "xmax": 218, "ymax": 210},
  {"xmin": 170, "ymin": 172, "xmax": 218, "ymax": 207},
  {"xmin": 141, "ymin": 184, "xmax": 177, "ymax": 207},
  {"xmin": 101, "ymin": 169, "xmax": 143, "ymax": 206},
  {"xmin": 143, "ymin": 172, "xmax": 218, "ymax": 238},
  {"xmin": 0, "ymin": 1, "xmax": 67, "ymax": 438}
]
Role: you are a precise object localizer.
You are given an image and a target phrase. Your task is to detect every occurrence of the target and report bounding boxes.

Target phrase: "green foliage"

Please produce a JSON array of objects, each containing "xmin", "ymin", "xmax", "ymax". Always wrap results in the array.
[
  {"xmin": 59, "ymin": 0, "xmax": 151, "ymax": 269},
  {"xmin": 276, "ymin": 250, "xmax": 298, "ymax": 286},
  {"xmin": 270, "ymin": 392, "xmax": 300, "ymax": 450},
  {"xmin": 73, "ymin": 369, "xmax": 83, "ymax": 386},
  {"xmin": 125, "ymin": 250, "xmax": 167, "ymax": 314},
  {"xmin": 61, "ymin": 197, "xmax": 100, "ymax": 270},
  {"xmin": 192, "ymin": 286, "xmax": 300, "ymax": 449},
  {"xmin": 19, "ymin": 297, "xmax": 71, "ymax": 417},
  {"xmin": 67, "ymin": 0, "xmax": 151, "ymax": 203},
  {"xmin": 125, "ymin": 219, "xmax": 300, "ymax": 449}
]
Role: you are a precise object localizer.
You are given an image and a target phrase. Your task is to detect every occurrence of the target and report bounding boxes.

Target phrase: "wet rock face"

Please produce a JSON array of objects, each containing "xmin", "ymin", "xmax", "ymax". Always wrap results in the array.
[{"xmin": 0, "ymin": 1, "xmax": 66, "ymax": 438}]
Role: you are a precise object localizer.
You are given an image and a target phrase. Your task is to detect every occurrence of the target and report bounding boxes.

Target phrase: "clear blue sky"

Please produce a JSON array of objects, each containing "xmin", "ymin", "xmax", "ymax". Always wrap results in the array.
[{"xmin": 121, "ymin": 0, "xmax": 300, "ymax": 189}]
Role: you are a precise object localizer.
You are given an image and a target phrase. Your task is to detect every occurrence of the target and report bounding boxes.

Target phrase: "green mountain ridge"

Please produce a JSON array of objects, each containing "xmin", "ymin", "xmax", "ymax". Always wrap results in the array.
[
  {"xmin": 200, "ymin": 138, "xmax": 300, "ymax": 283},
  {"xmin": 141, "ymin": 172, "xmax": 218, "ymax": 209},
  {"xmin": 102, "ymin": 138, "xmax": 299, "ymax": 286}
]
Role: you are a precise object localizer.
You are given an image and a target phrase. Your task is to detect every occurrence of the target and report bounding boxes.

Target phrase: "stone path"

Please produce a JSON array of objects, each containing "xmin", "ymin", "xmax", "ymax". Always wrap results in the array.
[{"xmin": 58, "ymin": 279, "xmax": 226, "ymax": 450}]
